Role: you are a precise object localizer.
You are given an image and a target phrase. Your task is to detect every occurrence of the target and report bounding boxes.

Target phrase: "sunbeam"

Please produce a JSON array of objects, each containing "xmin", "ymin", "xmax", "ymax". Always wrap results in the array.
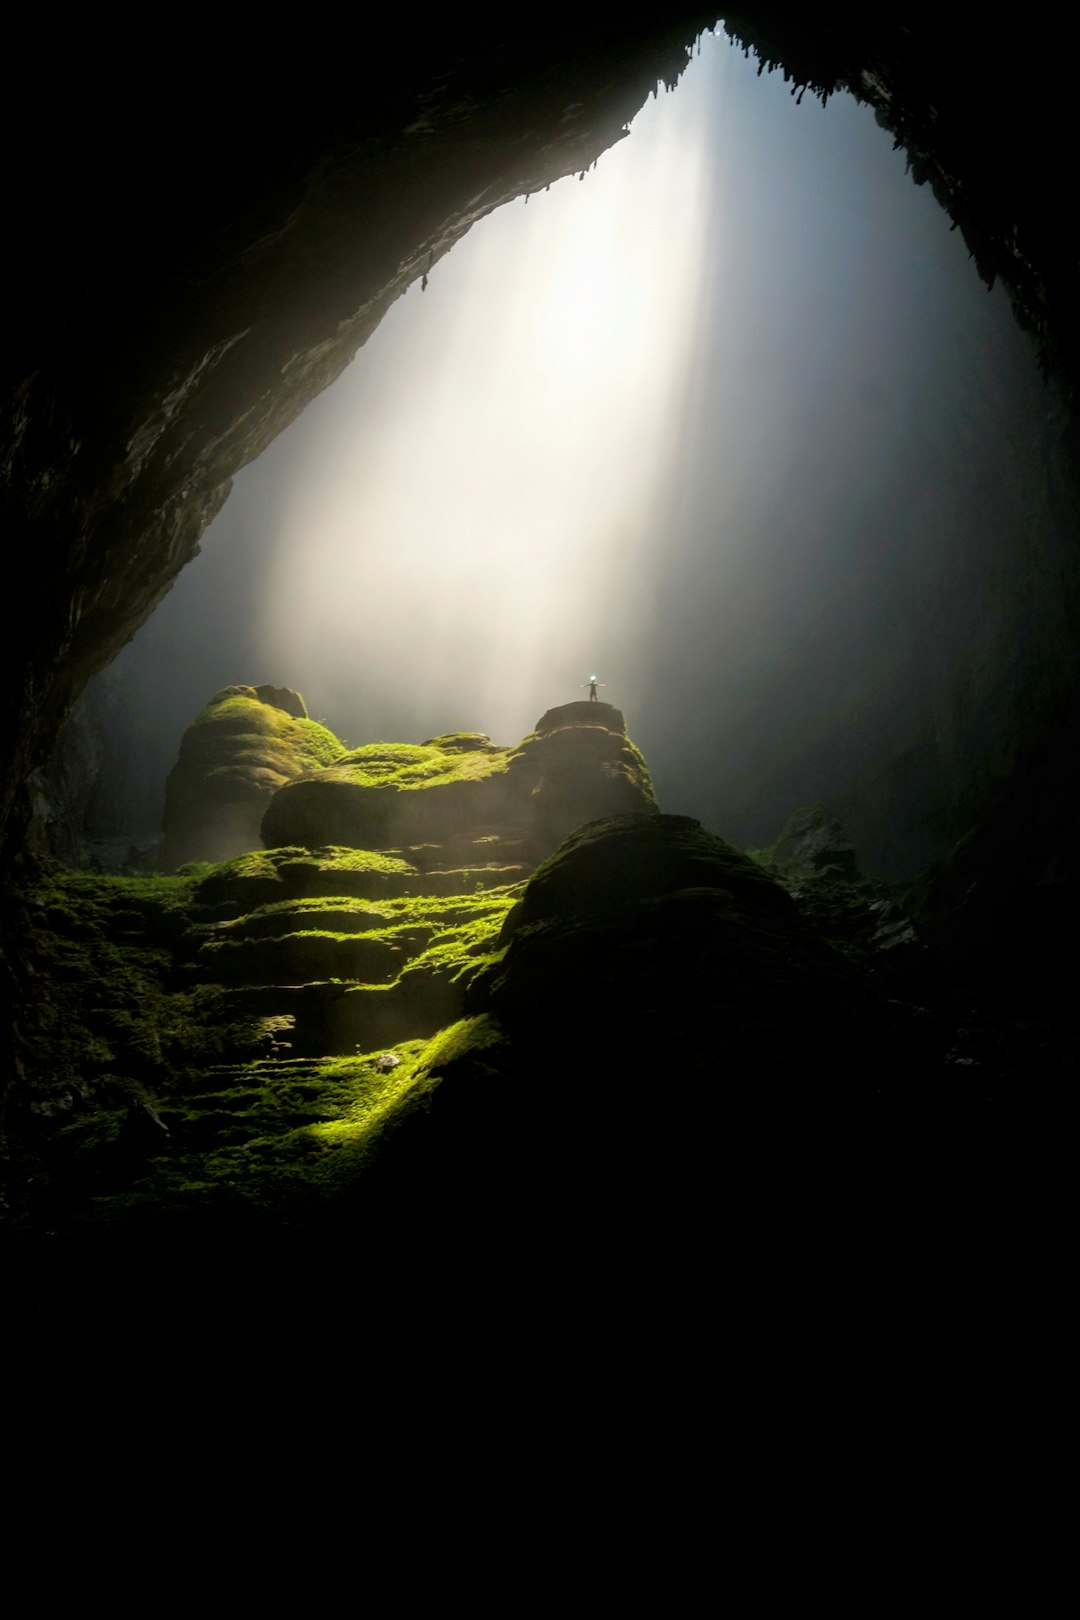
[
  {"xmin": 91, "ymin": 27, "xmax": 1055, "ymax": 881},
  {"xmin": 257, "ymin": 49, "xmax": 717, "ymax": 743}
]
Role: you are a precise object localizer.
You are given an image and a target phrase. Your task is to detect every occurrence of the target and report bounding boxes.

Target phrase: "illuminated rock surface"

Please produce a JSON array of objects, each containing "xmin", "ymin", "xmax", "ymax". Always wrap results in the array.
[
  {"xmin": 161, "ymin": 686, "xmax": 346, "ymax": 869},
  {"xmin": 260, "ymin": 701, "xmax": 655, "ymax": 863}
]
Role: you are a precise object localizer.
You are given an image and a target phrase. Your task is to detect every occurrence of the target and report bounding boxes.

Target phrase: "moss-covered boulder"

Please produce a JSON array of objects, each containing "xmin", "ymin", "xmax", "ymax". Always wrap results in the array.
[
  {"xmin": 260, "ymin": 701, "xmax": 655, "ymax": 862},
  {"xmin": 161, "ymin": 686, "xmax": 345, "ymax": 869},
  {"xmin": 474, "ymin": 812, "xmax": 895, "ymax": 1072},
  {"xmin": 329, "ymin": 813, "xmax": 928, "ymax": 1236}
]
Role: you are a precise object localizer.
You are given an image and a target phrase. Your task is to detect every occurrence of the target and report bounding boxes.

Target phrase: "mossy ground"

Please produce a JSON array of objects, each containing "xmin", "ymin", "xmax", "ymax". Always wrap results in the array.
[
  {"xmin": 5, "ymin": 844, "xmax": 516, "ymax": 1237},
  {"xmin": 15, "ymin": 1009, "xmax": 505, "ymax": 1237},
  {"xmin": 103, "ymin": 1016, "xmax": 502, "ymax": 1227},
  {"xmin": 6, "ymin": 863, "xmax": 248, "ymax": 1223},
  {"xmin": 186, "ymin": 841, "xmax": 518, "ymax": 989},
  {"xmin": 183, "ymin": 844, "xmax": 420, "ymax": 910},
  {"xmin": 192, "ymin": 885, "xmax": 515, "ymax": 992},
  {"xmin": 320, "ymin": 737, "xmax": 510, "ymax": 792}
]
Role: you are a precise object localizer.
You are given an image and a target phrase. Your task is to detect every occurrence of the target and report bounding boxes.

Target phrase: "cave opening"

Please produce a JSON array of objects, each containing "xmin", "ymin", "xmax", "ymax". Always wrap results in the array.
[
  {"xmin": 8, "ymin": 13, "xmax": 1079, "ymax": 1360},
  {"xmin": 47, "ymin": 26, "xmax": 1073, "ymax": 884}
]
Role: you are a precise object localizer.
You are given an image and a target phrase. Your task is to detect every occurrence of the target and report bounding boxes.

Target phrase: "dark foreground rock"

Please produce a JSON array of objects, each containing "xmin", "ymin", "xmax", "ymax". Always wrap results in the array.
[
  {"xmin": 404, "ymin": 813, "xmax": 916, "ymax": 1107},
  {"xmin": 3, "ymin": 809, "xmax": 1053, "ymax": 1372}
]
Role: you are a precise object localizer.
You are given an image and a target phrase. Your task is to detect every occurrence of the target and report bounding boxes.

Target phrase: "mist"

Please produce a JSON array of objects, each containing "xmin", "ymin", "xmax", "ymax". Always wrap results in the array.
[{"xmin": 73, "ymin": 28, "xmax": 1063, "ymax": 874}]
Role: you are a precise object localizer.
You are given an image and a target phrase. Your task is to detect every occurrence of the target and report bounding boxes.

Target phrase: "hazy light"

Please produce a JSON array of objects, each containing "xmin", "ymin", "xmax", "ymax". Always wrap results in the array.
[
  {"xmin": 99, "ymin": 28, "xmax": 1040, "ymax": 878},
  {"xmin": 258, "ymin": 48, "xmax": 719, "ymax": 743}
]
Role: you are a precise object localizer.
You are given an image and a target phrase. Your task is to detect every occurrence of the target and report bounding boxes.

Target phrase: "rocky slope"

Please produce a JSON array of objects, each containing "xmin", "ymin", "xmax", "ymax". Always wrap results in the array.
[
  {"xmin": 2, "ymin": 705, "xmax": 648, "ymax": 1260},
  {"xmin": 2, "ymin": 812, "xmax": 909, "ymax": 1264},
  {"xmin": 5, "ymin": 781, "xmax": 1060, "ymax": 1362}
]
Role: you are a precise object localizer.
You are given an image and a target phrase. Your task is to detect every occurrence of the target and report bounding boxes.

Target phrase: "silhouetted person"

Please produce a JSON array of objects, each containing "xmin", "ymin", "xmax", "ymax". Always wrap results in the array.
[{"xmin": 583, "ymin": 676, "xmax": 605, "ymax": 702}]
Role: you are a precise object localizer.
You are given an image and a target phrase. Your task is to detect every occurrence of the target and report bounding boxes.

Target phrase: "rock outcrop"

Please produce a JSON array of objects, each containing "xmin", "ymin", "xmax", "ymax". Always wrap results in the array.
[
  {"xmin": 766, "ymin": 803, "xmax": 859, "ymax": 880},
  {"xmin": 260, "ymin": 701, "xmax": 655, "ymax": 867},
  {"xmin": 474, "ymin": 812, "xmax": 892, "ymax": 1073},
  {"xmin": 333, "ymin": 813, "xmax": 933, "ymax": 1245},
  {"xmin": 161, "ymin": 686, "xmax": 345, "ymax": 869}
]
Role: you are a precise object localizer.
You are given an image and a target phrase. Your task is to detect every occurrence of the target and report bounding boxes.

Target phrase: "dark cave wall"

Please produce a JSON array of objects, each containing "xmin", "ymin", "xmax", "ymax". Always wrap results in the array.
[
  {"xmin": 721, "ymin": 9, "xmax": 1080, "ymax": 395},
  {"xmin": 3, "ymin": 5, "xmax": 1080, "ymax": 876}
]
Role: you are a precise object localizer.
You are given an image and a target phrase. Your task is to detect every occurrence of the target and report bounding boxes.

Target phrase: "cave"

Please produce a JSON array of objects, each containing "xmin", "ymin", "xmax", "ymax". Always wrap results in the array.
[{"xmin": 3, "ymin": 12, "xmax": 1075, "ymax": 1364}]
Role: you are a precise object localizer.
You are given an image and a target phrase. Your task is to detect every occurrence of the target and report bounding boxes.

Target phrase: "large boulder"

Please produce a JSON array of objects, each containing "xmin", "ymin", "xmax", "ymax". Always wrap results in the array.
[
  {"xmin": 161, "ymin": 686, "xmax": 345, "ymax": 869},
  {"xmin": 346, "ymin": 812, "xmax": 921, "ymax": 1242},
  {"xmin": 767, "ymin": 803, "xmax": 859, "ymax": 880},
  {"xmin": 478, "ymin": 811, "xmax": 889, "ymax": 1072},
  {"xmin": 260, "ymin": 702, "xmax": 655, "ymax": 862}
]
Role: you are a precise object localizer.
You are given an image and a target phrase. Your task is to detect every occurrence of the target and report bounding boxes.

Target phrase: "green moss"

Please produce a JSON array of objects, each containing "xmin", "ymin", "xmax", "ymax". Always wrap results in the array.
[
  {"xmin": 85, "ymin": 1039, "xmax": 428, "ymax": 1220},
  {"xmin": 174, "ymin": 859, "xmax": 219, "ymax": 880},
  {"xmin": 320, "ymin": 739, "xmax": 511, "ymax": 792},
  {"xmin": 162, "ymin": 691, "xmax": 352, "ymax": 868},
  {"xmin": 183, "ymin": 692, "xmax": 345, "ymax": 783},
  {"xmin": 190, "ymin": 844, "xmax": 419, "ymax": 914},
  {"xmin": 422, "ymin": 733, "xmax": 498, "ymax": 752},
  {"xmin": 193, "ymin": 885, "xmax": 517, "ymax": 991},
  {"xmin": 13, "ymin": 713, "xmax": 665, "ymax": 1243},
  {"xmin": 71, "ymin": 1018, "xmax": 503, "ymax": 1225},
  {"xmin": 397, "ymin": 909, "xmax": 511, "ymax": 991},
  {"xmin": 308, "ymin": 1016, "xmax": 501, "ymax": 1150},
  {"xmin": 9, "ymin": 863, "xmax": 265, "ymax": 1225},
  {"xmin": 623, "ymin": 739, "xmax": 657, "ymax": 803},
  {"xmin": 296, "ymin": 846, "xmax": 415, "ymax": 875}
]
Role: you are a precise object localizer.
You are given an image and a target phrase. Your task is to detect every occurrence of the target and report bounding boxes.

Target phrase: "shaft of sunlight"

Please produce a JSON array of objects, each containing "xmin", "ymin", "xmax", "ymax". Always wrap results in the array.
[{"xmin": 258, "ymin": 41, "xmax": 720, "ymax": 745}]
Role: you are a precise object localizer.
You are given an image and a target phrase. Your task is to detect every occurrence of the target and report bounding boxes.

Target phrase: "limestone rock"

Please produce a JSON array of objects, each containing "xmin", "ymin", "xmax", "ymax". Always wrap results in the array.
[
  {"xmin": 250, "ymin": 684, "xmax": 309, "ymax": 721},
  {"xmin": 534, "ymin": 700, "xmax": 626, "ymax": 735},
  {"xmin": 475, "ymin": 811, "xmax": 884, "ymax": 1073},
  {"xmin": 260, "ymin": 702, "xmax": 655, "ymax": 863},
  {"xmin": 768, "ymin": 803, "xmax": 858, "ymax": 880},
  {"xmin": 350, "ymin": 813, "xmax": 918, "ymax": 1241},
  {"xmin": 161, "ymin": 687, "xmax": 344, "ymax": 869}
]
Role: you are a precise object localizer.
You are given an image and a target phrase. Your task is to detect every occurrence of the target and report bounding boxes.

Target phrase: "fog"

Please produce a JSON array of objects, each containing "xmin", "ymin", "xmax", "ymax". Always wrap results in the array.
[{"xmin": 80, "ymin": 28, "xmax": 1058, "ymax": 870}]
